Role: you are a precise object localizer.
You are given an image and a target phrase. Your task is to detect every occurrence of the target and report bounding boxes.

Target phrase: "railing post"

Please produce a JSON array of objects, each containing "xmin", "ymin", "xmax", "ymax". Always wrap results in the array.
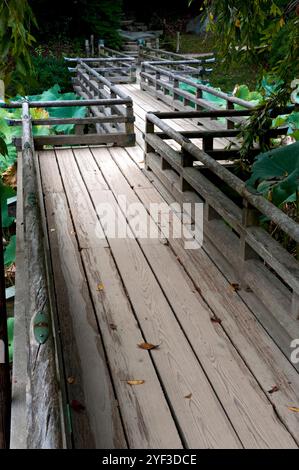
[
  {"xmin": 227, "ymin": 100, "xmax": 235, "ymax": 129},
  {"xmin": 173, "ymin": 77, "xmax": 179, "ymax": 109},
  {"xmin": 180, "ymin": 148, "xmax": 193, "ymax": 192},
  {"xmin": 85, "ymin": 39, "xmax": 90, "ymax": 57},
  {"xmin": 145, "ymin": 115, "xmax": 155, "ymax": 170},
  {"xmin": 125, "ymin": 102, "xmax": 135, "ymax": 145},
  {"xmin": 239, "ymin": 199, "xmax": 260, "ymax": 285},
  {"xmin": 195, "ymin": 87, "xmax": 202, "ymax": 111},
  {"xmin": 155, "ymin": 70, "xmax": 161, "ymax": 95},
  {"xmin": 202, "ymin": 136, "xmax": 213, "ymax": 153}
]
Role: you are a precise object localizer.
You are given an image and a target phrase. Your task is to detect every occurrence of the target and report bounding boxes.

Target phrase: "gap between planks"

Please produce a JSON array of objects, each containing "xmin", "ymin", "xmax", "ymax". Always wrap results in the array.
[{"xmin": 104, "ymin": 144, "xmax": 299, "ymax": 446}]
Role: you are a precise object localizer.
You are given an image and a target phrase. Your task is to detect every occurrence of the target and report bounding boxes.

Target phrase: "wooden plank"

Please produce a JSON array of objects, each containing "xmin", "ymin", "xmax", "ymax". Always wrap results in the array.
[
  {"xmin": 113, "ymin": 146, "xmax": 299, "ymax": 444},
  {"xmin": 56, "ymin": 151, "xmax": 183, "ymax": 448},
  {"xmin": 103, "ymin": 146, "xmax": 298, "ymax": 448},
  {"xmin": 120, "ymin": 84, "xmax": 231, "ymax": 148},
  {"xmin": 53, "ymin": 148, "xmax": 108, "ymax": 249},
  {"xmin": 74, "ymin": 147, "xmax": 242, "ymax": 449},
  {"xmin": 38, "ymin": 150, "xmax": 64, "ymax": 193},
  {"xmin": 140, "ymin": 166, "xmax": 299, "ymax": 367},
  {"xmin": 44, "ymin": 191, "xmax": 126, "ymax": 448},
  {"xmin": 39, "ymin": 149, "xmax": 126, "ymax": 449},
  {"xmin": 80, "ymin": 247, "xmax": 183, "ymax": 448}
]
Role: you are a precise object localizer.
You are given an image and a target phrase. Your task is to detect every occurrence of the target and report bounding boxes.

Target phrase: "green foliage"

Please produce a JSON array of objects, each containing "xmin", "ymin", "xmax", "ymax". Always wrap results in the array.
[
  {"xmin": 80, "ymin": 0, "xmax": 123, "ymax": 48},
  {"xmin": 272, "ymin": 111, "xmax": 299, "ymax": 140},
  {"xmin": 26, "ymin": 84, "xmax": 87, "ymax": 134},
  {"xmin": 17, "ymin": 55, "xmax": 73, "ymax": 95},
  {"xmin": 234, "ymin": 85, "xmax": 263, "ymax": 106},
  {"xmin": 4, "ymin": 235, "xmax": 16, "ymax": 267},
  {"xmin": 0, "ymin": 132, "xmax": 8, "ymax": 157},
  {"xmin": 0, "ymin": 180, "xmax": 15, "ymax": 229},
  {"xmin": 246, "ymin": 141, "xmax": 299, "ymax": 207},
  {"xmin": 239, "ymin": 84, "xmax": 292, "ymax": 165},
  {"xmin": 193, "ymin": 0, "xmax": 299, "ymax": 85},
  {"xmin": 0, "ymin": 0, "xmax": 36, "ymax": 94},
  {"xmin": 7, "ymin": 318, "xmax": 14, "ymax": 363},
  {"xmin": 30, "ymin": 0, "xmax": 123, "ymax": 49}
]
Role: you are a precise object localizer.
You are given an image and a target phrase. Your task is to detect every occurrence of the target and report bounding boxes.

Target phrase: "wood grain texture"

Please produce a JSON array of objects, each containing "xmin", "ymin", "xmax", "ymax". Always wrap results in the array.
[
  {"xmin": 41, "ymin": 161, "xmax": 126, "ymax": 449},
  {"xmin": 10, "ymin": 154, "xmax": 27, "ymax": 449},
  {"xmin": 113, "ymin": 145, "xmax": 299, "ymax": 446},
  {"xmin": 57, "ymin": 150, "xmax": 182, "ymax": 448},
  {"xmin": 73, "ymin": 147, "xmax": 242, "ymax": 449},
  {"xmin": 98, "ymin": 146, "xmax": 297, "ymax": 448},
  {"xmin": 22, "ymin": 106, "xmax": 62, "ymax": 449}
]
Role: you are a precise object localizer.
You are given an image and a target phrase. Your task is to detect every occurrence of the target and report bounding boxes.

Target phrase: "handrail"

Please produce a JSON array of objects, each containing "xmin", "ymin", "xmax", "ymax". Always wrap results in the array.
[
  {"xmin": 4, "ymin": 98, "xmax": 132, "ymax": 109},
  {"xmin": 144, "ymin": 109, "xmax": 299, "ymax": 322},
  {"xmin": 78, "ymin": 60, "xmax": 133, "ymax": 100},
  {"xmin": 20, "ymin": 101, "xmax": 63, "ymax": 447},
  {"xmin": 146, "ymin": 111, "xmax": 299, "ymax": 243},
  {"xmin": 65, "ymin": 56, "xmax": 135, "ymax": 63},
  {"xmin": 65, "ymin": 54, "xmax": 137, "ymax": 84},
  {"xmin": 141, "ymin": 63, "xmax": 255, "ymax": 110},
  {"xmin": 139, "ymin": 45, "xmax": 215, "ymax": 62}
]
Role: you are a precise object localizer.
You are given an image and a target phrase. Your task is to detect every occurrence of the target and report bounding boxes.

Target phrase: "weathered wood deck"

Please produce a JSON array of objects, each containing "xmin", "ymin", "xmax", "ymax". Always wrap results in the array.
[{"xmin": 32, "ymin": 81, "xmax": 299, "ymax": 449}]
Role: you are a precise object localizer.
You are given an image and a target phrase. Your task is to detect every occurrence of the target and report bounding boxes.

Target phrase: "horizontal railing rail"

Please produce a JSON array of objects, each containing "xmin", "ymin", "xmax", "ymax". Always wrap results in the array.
[
  {"xmin": 139, "ymin": 45, "xmax": 215, "ymax": 63},
  {"xmin": 70, "ymin": 60, "xmax": 135, "ymax": 146},
  {"xmin": 140, "ymin": 64, "xmax": 255, "ymax": 129},
  {"xmin": 4, "ymin": 94, "xmax": 135, "ymax": 148},
  {"xmin": 65, "ymin": 55, "xmax": 137, "ymax": 83},
  {"xmin": 98, "ymin": 45, "xmax": 136, "ymax": 59},
  {"xmin": 141, "ymin": 59, "xmax": 213, "ymax": 79},
  {"xmin": 144, "ymin": 110, "xmax": 299, "ymax": 328},
  {"xmin": 16, "ymin": 101, "xmax": 64, "ymax": 447}
]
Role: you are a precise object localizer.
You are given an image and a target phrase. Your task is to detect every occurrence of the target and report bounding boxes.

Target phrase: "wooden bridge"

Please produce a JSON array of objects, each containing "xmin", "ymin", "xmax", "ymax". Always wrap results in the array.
[{"xmin": 7, "ymin": 51, "xmax": 299, "ymax": 449}]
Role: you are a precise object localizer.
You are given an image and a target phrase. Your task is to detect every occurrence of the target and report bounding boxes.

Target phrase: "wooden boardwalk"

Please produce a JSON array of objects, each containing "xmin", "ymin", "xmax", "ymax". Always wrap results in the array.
[{"xmin": 36, "ymin": 81, "xmax": 299, "ymax": 449}]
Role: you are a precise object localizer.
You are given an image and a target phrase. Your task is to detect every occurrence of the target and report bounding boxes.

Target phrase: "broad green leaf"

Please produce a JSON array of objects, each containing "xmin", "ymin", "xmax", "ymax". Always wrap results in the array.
[
  {"xmin": 4, "ymin": 234, "xmax": 16, "ymax": 266},
  {"xmin": 0, "ymin": 180, "xmax": 15, "ymax": 227},
  {"xmin": 7, "ymin": 317, "xmax": 14, "ymax": 363},
  {"xmin": 246, "ymin": 142, "xmax": 299, "ymax": 207}
]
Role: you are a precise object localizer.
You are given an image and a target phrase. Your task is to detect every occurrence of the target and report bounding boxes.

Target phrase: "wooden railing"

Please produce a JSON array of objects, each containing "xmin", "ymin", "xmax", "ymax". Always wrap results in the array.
[
  {"xmin": 140, "ymin": 64, "xmax": 255, "ymax": 129},
  {"xmin": 139, "ymin": 45, "xmax": 215, "ymax": 64},
  {"xmin": 144, "ymin": 110, "xmax": 299, "ymax": 360},
  {"xmin": 7, "ymin": 96, "xmax": 135, "ymax": 148},
  {"xmin": 65, "ymin": 55, "xmax": 137, "ymax": 83},
  {"xmin": 11, "ymin": 102, "xmax": 64, "ymax": 448},
  {"xmin": 141, "ymin": 59, "xmax": 214, "ymax": 79},
  {"xmin": 98, "ymin": 45, "xmax": 137, "ymax": 60}
]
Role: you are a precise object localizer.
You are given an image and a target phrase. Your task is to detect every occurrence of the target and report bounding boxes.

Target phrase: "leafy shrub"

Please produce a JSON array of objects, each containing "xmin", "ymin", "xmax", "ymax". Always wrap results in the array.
[{"xmin": 24, "ymin": 55, "xmax": 73, "ymax": 95}]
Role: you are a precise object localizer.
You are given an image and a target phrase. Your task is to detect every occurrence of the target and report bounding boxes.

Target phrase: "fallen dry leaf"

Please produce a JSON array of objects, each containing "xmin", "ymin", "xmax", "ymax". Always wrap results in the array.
[
  {"xmin": 127, "ymin": 380, "xmax": 145, "ymax": 386},
  {"xmin": 2, "ymin": 163, "xmax": 17, "ymax": 189},
  {"xmin": 268, "ymin": 385, "xmax": 279, "ymax": 394},
  {"xmin": 184, "ymin": 393, "xmax": 192, "ymax": 399},
  {"xmin": 138, "ymin": 342, "xmax": 160, "ymax": 350},
  {"xmin": 211, "ymin": 316, "xmax": 222, "ymax": 325},
  {"xmin": 288, "ymin": 406, "xmax": 299, "ymax": 413},
  {"xmin": 97, "ymin": 282, "xmax": 104, "ymax": 291},
  {"xmin": 67, "ymin": 376, "xmax": 76, "ymax": 385},
  {"xmin": 230, "ymin": 282, "xmax": 240, "ymax": 292}
]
